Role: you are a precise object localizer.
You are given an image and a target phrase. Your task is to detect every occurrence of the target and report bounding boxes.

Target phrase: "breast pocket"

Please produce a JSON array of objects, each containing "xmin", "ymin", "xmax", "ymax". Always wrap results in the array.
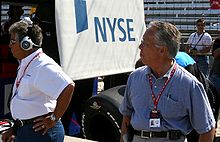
[
  {"xmin": 161, "ymin": 94, "xmax": 185, "ymax": 118},
  {"xmin": 17, "ymin": 77, "xmax": 30, "ymax": 99}
]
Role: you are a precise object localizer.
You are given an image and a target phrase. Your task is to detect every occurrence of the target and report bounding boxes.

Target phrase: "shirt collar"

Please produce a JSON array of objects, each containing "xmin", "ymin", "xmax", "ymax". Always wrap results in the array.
[
  {"xmin": 20, "ymin": 48, "xmax": 43, "ymax": 66},
  {"xmin": 195, "ymin": 31, "xmax": 205, "ymax": 37},
  {"xmin": 146, "ymin": 59, "xmax": 176, "ymax": 79},
  {"xmin": 165, "ymin": 59, "xmax": 176, "ymax": 78}
]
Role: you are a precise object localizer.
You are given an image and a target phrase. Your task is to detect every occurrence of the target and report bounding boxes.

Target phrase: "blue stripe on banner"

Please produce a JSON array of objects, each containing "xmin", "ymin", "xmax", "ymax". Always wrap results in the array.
[{"xmin": 74, "ymin": 0, "xmax": 88, "ymax": 33}]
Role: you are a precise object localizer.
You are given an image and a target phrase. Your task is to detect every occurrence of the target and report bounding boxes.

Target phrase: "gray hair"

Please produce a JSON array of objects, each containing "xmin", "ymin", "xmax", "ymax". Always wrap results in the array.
[
  {"xmin": 148, "ymin": 21, "xmax": 181, "ymax": 58},
  {"xmin": 8, "ymin": 20, "xmax": 43, "ymax": 47}
]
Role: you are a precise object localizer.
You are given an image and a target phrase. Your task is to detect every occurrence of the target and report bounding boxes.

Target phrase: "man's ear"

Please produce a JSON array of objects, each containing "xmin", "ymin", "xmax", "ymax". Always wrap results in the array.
[
  {"xmin": 159, "ymin": 46, "xmax": 167, "ymax": 54},
  {"xmin": 159, "ymin": 46, "xmax": 171, "ymax": 59}
]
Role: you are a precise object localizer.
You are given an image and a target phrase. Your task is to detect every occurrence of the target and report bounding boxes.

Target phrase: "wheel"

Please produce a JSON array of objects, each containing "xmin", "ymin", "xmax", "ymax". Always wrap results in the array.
[{"xmin": 82, "ymin": 85, "xmax": 125, "ymax": 142}]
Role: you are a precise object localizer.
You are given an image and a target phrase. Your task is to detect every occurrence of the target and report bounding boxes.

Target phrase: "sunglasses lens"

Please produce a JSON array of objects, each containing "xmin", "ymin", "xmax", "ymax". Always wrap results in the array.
[{"xmin": 10, "ymin": 39, "xmax": 16, "ymax": 45}]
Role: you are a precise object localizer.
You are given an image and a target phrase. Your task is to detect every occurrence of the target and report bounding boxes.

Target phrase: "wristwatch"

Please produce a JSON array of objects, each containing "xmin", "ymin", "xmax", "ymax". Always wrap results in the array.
[{"xmin": 49, "ymin": 113, "xmax": 57, "ymax": 121}]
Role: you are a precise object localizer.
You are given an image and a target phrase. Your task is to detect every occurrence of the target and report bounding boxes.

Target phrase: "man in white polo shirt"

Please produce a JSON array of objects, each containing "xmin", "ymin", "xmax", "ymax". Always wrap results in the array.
[
  {"xmin": 1, "ymin": 19, "xmax": 75, "ymax": 142},
  {"xmin": 186, "ymin": 18, "xmax": 212, "ymax": 77}
]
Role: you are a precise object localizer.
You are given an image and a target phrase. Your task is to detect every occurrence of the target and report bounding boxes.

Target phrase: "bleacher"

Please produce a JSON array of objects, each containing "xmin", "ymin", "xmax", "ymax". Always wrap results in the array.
[
  {"xmin": 1, "ymin": 1, "xmax": 220, "ymax": 43},
  {"xmin": 1, "ymin": 4, "xmax": 32, "ymax": 25},
  {"xmin": 144, "ymin": 0, "xmax": 220, "ymax": 43}
]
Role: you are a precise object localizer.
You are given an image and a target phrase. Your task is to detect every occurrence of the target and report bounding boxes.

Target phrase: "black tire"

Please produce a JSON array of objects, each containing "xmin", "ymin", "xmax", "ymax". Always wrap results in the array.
[{"xmin": 82, "ymin": 85, "xmax": 125, "ymax": 142}]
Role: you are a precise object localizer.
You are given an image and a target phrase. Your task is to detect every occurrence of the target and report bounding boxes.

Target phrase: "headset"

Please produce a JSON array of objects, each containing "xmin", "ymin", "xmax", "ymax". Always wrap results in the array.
[{"xmin": 20, "ymin": 36, "xmax": 40, "ymax": 51}]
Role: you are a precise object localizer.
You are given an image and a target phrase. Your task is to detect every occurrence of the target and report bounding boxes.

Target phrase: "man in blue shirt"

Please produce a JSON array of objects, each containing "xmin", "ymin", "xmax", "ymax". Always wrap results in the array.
[{"xmin": 119, "ymin": 21, "xmax": 215, "ymax": 142}]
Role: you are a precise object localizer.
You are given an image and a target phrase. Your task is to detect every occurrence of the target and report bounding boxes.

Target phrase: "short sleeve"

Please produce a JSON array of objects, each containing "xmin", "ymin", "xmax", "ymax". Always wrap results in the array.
[
  {"xmin": 119, "ymin": 76, "xmax": 133, "ymax": 116},
  {"xmin": 187, "ymin": 81, "xmax": 216, "ymax": 134},
  {"xmin": 203, "ymin": 33, "xmax": 212, "ymax": 46},
  {"xmin": 34, "ymin": 63, "xmax": 73, "ymax": 99}
]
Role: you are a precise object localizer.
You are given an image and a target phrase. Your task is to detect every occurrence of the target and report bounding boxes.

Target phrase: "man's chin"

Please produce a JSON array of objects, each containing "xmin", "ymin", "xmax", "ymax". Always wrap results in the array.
[{"xmin": 140, "ymin": 58, "xmax": 146, "ymax": 64}]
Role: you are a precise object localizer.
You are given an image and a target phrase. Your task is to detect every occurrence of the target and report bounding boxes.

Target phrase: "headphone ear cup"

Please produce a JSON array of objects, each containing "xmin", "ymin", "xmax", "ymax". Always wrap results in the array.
[{"xmin": 20, "ymin": 36, "xmax": 33, "ymax": 51}]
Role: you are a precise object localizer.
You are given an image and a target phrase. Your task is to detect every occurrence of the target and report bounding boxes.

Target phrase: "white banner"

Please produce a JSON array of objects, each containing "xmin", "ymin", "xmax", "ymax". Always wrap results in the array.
[{"xmin": 55, "ymin": 0, "xmax": 145, "ymax": 80}]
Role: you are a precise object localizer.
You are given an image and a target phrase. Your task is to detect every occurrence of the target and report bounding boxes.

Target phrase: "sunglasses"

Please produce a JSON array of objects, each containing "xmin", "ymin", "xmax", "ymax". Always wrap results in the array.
[{"xmin": 9, "ymin": 39, "xmax": 17, "ymax": 45}]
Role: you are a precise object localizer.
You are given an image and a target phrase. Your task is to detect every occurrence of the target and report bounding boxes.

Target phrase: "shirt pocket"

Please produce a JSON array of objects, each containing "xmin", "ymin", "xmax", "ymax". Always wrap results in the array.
[
  {"xmin": 17, "ymin": 77, "xmax": 30, "ymax": 99},
  {"xmin": 161, "ymin": 94, "xmax": 185, "ymax": 118}
]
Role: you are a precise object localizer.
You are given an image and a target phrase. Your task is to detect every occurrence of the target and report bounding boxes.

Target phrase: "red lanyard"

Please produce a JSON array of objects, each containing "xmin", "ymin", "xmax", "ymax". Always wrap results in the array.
[
  {"xmin": 16, "ymin": 52, "xmax": 43, "ymax": 88},
  {"xmin": 148, "ymin": 64, "xmax": 177, "ymax": 110}
]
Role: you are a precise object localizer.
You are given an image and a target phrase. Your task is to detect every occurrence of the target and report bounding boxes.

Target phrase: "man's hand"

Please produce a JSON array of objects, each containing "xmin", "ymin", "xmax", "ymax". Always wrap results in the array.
[
  {"xmin": 120, "ymin": 116, "xmax": 131, "ymax": 142},
  {"xmin": 198, "ymin": 127, "xmax": 215, "ymax": 142},
  {"xmin": 1, "ymin": 128, "xmax": 15, "ymax": 142},
  {"xmin": 189, "ymin": 49, "xmax": 198, "ymax": 55},
  {"xmin": 32, "ymin": 115, "xmax": 56, "ymax": 135},
  {"xmin": 185, "ymin": 45, "xmax": 191, "ymax": 54}
]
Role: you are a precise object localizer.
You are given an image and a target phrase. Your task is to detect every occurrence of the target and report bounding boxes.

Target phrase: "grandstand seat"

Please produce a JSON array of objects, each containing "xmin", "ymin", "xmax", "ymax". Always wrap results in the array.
[{"xmin": 144, "ymin": 0, "xmax": 220, "ymax": 43}]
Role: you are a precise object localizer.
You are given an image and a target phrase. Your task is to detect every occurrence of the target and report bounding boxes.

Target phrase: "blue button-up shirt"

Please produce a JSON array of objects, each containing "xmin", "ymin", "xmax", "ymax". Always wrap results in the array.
[{"xmin": 119, "ymin": 61, "xmax": 215, "ymax": 134}]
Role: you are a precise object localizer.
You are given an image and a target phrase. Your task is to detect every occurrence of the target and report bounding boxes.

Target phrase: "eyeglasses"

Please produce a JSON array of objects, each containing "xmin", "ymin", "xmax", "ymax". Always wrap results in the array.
[
  {"xmin": 140, "ymin": 40, "xmax": 161, "ymax": 48},
  {"xmin": 9, "ymin": 39, "xmax": 17, "ymax": 45}
]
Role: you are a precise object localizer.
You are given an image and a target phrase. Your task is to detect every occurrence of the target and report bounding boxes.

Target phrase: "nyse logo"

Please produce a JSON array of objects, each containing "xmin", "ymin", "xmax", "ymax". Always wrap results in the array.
[
  {"xmin": 74, "ymin": 0, "xmax": 135, "ymax": 42},
  {"xmin": 94, "ymin": 17, "xmax": 135, "ymax": 42}
]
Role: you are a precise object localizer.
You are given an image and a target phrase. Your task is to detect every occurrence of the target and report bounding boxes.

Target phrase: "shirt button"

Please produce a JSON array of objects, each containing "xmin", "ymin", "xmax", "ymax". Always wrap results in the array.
[{"xmin": 154, "ymin": 86, "xmax": 157, "ymax": 89}]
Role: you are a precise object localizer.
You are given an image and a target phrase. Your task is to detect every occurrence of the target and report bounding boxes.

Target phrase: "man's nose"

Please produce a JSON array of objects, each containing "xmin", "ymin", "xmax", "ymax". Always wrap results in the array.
[{"xmin": 139, "ymin": 43, "xmax": 143, "ymax": 50}]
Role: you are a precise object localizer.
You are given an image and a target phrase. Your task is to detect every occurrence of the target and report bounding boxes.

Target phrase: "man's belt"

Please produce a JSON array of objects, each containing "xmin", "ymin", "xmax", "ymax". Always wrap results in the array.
[
  {"xmin": 12, "ymin": 118, "xmax": 36, "ymax": 133},
  {"xmin": 14, "ymin": 118, "xmax": 34, "ymax": 127},
  {"xmin": 134, "ymin": 130, "xmax": 183, "ymax": 140},
  {"xmin": 14, "ymin": 113, "xmax": 50, "ymax": 127}
]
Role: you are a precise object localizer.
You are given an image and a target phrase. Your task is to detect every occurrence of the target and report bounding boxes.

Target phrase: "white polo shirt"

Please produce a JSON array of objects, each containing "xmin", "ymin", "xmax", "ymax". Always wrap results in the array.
[
  {"xmin": 187, "ymin": 32, "xmax": 212, "ymax": 51},
  {"xmin": 10, "ymin": 48, "xmax": 74, "ymax": 120}
]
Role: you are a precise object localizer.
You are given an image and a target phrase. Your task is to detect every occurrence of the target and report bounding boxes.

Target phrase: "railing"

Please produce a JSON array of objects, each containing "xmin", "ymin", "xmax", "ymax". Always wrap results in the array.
[
  {"xmin": 145, "ymin": 3, "xmax": 210, "ymax": 10},
  {"xmin": 145, "ymin": 9, "xmax": 220, "ymax": 16},
  {"xmin": 144, "ymin": 0, "xmax": 210, "ymax": 3}
]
